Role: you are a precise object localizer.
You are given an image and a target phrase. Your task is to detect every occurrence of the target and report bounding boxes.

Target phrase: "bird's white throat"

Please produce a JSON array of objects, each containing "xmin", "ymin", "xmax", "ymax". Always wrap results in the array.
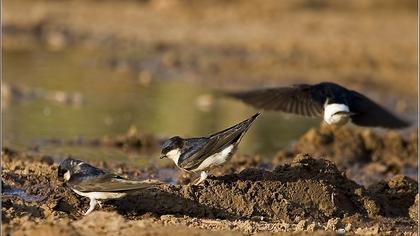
[
  {"xmin": 166, "ymin": 149, "xmax": 181, "ymax": 165},
  {"xmin": 324, "ymin": 103, "xmax": 351, "ymax": 125},
  {"xmin": 64, "ymin": 171, "xmax": 71, "ymax": 181}
]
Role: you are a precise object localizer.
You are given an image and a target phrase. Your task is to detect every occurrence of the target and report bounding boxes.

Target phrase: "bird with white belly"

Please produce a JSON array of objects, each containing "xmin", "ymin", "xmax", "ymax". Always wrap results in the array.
[
  {"xmin": 160, "ymin": 112, "xmax": 260, "ymax": 185},
  {"xmin": 58, "ymin": 158, "xmax": 162, "ymax": 215}
]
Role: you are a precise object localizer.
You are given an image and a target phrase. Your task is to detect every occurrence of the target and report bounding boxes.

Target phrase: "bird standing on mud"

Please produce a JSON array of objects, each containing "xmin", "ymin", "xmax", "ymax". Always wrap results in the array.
[
  {"xmin": 226, "ymin": 82, "xmax": 409, "ymax": 129},
  {"xmin": 160, "ymin": 112, "xmax": 260, "ymax": 185},
  {"xmin": 58, "ymin": 158, "xmax": 162, "ymax": 215}
]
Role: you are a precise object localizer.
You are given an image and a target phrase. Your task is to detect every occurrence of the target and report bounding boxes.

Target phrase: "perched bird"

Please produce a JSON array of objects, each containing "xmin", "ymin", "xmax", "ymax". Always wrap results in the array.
[
  {"xmin": 226, "ymin": 82, "xmax": 409, "ymax": 129},
  {"xmin": 58, "ymin": 158, "xmax": 162, "ymax": 215},
  {"xmin": 160, "ymin": 112, "xmax": 260, "ymax": 185}
]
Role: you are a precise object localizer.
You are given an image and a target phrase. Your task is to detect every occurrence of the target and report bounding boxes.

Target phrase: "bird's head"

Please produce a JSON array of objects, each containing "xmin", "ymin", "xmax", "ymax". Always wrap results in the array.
[
  {"xmin": 160, "ymin": 136, "xmax": 184, "ymax": 160},
  {"xmin": 57, "ymin": 157, "xmax": 83, "ymax": 182}
]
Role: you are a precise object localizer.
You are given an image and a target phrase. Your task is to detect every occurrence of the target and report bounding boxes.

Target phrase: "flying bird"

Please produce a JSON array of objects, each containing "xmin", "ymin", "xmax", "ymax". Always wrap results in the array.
[
  {"xmin": 226, "ymin": 82, "xmax": 409, "ymax": 129},
  {"xmin": 160, "ymin": 112, "xmax": 260, "ymax": 185},
  {"xmin": 58, "ymin": 158, "xmax": 162, "ymax": 215}
]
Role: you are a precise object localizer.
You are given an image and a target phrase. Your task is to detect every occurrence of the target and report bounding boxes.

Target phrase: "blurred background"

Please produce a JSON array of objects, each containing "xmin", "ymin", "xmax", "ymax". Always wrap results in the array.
[{"xmin": 2, "ymin": 0, "xmax": 418, "ymax": 167}]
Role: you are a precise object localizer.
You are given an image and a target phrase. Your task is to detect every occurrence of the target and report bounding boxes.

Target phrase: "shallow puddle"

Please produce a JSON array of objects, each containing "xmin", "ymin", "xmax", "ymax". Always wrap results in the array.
[{"xmin": 3, "ymin": 188, "xmax": 46, "ymax": 202}]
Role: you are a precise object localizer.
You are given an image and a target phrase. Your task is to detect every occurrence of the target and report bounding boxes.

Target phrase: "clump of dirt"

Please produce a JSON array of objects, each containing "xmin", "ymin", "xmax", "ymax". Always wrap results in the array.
[{"xmin": 368, "ymin": 175, "xmax": 418, "ymax": 217}]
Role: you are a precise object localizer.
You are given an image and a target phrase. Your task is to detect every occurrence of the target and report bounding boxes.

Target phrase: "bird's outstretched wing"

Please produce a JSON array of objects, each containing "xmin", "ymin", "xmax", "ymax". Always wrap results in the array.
[
  {"xmin": 348, "ymin": 90, "xmax": 410, "ymax": 129},
  {"xmin": 178, "ymin": 113, "xmax": 260, "ymax": 170},
  {"xmin": 226, "ymin": 85, "xmax": 325, "ymax": 117},
  {"xmin": 70, "ymin": 174, "xmax": 163, "ymax": 192}
]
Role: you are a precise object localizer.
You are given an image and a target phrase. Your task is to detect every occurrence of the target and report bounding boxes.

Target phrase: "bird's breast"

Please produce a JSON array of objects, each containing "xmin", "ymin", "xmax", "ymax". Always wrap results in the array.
[{"xmin": 324, "ymin": 103, "xmax": 350, "ymax": 125}]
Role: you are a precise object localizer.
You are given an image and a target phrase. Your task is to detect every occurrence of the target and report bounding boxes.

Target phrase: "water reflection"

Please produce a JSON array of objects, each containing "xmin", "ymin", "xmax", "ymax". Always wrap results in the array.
[
  {"xmin": 2, "ymin": 188, "xmax": 46, "ymax": 202},
  {"xmin": 3, "ymin": 47, "xmax": 319, "ymax": 166}
]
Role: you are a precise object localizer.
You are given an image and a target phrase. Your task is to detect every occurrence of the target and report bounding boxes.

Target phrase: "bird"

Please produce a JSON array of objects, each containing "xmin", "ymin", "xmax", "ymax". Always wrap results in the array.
[
  {"xmin": 160, "ymin": 112, "xmax": 260, "ymax": 185},
  {"xmin": 57, "ymin": 157, "xmax": 162, "ymax": 215},
  {"xmin": 225, "ymin": 82, "xmax": 409, "ymax": 129}
]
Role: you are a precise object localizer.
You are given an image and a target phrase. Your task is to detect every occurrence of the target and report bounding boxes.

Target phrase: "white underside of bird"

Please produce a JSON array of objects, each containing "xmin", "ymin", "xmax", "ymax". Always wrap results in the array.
[
  {"xmin": 166, "ymin": 145, "xmax": 234, "ymax": 185},
  {"xmin": 72, "ymin": 189, "xmax": 126, "ymax": 215},
  {"xmin": 323, "ymin": 103, "xmax": 351, "ymax": 126}
]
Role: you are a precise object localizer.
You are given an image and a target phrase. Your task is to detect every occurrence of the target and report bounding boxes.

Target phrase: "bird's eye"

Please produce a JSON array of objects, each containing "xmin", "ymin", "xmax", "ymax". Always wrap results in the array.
[{"xmin": 58, "ymin": 168, "xmax": 66, "ymax": 178}]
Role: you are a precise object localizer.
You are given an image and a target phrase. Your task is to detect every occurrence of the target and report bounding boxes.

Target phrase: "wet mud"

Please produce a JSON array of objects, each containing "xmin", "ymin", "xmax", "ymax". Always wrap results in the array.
[{"xmin": 2, "ymin": 148, "xmax": 418, "ymax": 235}]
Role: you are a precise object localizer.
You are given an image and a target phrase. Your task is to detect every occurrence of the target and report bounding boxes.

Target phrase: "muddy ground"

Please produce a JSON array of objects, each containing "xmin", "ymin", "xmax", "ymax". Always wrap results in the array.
[{"xmin": 2, "ymin": 126, "xmax": 418, "ymax": 235}]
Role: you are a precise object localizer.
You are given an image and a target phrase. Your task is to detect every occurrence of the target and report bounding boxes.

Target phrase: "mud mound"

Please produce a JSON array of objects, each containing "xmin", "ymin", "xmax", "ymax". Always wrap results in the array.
[
  {"xmin": 114, "ymin": 154, "xmax": 379, "ymax": 222},
  {"xmin": 368, "ymin": 175, "xmax": 418, "ymax": 217},
  {"xmin": 294, "ymin": 126, "xmax": 417, "ymax": 172}
]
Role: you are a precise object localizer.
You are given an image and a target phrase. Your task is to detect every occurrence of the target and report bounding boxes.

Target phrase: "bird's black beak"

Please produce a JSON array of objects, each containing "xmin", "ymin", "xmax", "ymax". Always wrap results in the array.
[
  {"xmin": 160, "ymin": 154, "xmax": 167, "ymax": 159},
  {"xmin": 335, "ymin": 111, "xmax": 356, "ymax": 116}
]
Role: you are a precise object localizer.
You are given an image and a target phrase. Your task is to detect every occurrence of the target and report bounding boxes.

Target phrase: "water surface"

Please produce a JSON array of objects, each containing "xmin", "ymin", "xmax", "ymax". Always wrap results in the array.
[{"xmin": 3, "ymin": 47, "xmax": 321, "ymax": 167}]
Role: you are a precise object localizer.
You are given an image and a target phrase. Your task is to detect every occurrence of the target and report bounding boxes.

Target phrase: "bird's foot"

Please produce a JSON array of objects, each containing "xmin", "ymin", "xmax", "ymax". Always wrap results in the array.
[
  {"xmin": 193, "ymin": 171, "xmax": 208, "ymax": 186},
  {"xmin": 83, "ymin": 198, "xmax": 97, "ymax": 215}
]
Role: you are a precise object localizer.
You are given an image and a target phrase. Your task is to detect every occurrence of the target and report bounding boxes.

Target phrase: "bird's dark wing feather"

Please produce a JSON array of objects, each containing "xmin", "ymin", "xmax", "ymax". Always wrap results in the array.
[
  {"xmin": 226, "ymin": 85, "xmax": 325, "ymax": 117},
  {"xmin": 178, "ymin": 113, "xmax": 260, "ymax": 170},
  {"xmin": 74, "ymin": 162, "xmax": 106, "ymax": 176},
  {"xmin": 70, "ymin": 174, "xmax": 162, "ymax": 192},
  {"xmin": 348, "ymin": 90, "xmax": 410, "ymax": 129}
]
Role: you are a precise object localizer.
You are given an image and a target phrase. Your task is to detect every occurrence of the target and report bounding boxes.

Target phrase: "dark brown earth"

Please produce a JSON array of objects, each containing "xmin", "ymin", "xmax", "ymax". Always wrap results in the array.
[{"xmin": 2, "ymin": 146, "xmax": 418, "ymax": 235}]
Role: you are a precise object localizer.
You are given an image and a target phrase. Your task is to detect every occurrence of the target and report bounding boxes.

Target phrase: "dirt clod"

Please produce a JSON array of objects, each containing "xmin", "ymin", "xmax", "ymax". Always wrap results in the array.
[{"xmin": 368, "ymin": 175, "xmax": 418, "ymax": 217}]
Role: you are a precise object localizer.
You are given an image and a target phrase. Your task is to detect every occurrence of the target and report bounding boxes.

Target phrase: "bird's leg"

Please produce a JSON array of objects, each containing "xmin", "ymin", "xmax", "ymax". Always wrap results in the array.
[
  {"xmin": 84, "ymin": 198, "xmax": 97, "ymax": 215},
  {"xmin": 97, "ymin": 201, "xmax": 103, "ymax": 208},
  {"xmin": 193, "ymin": 171, "xmax": 208, "ymax": 185}
]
